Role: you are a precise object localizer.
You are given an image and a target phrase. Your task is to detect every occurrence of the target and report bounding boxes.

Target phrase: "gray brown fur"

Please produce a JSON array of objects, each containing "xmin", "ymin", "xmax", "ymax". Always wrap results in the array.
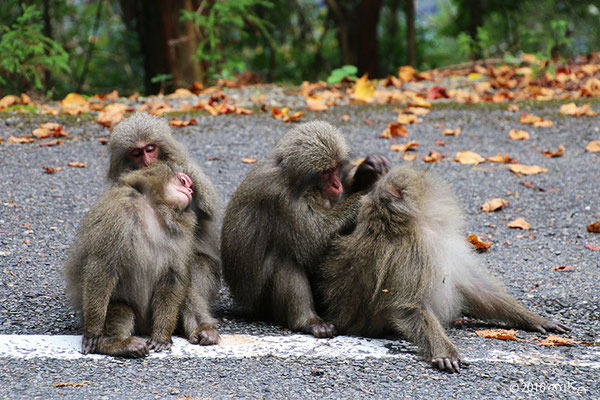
[
  {"xmin": 107, "ymin": 113, "xmax": 221, "ymax": 345},
  {"xmin": 221, "ymin": 121, "xmax": 387, "ymax": 337},
  {"xmin": 65, "ymin": 163, "xmax": 197, "ymax": 357},
  {"xmin": 317, "ymin": 165, "xmax": 570, "ymax": 372}
]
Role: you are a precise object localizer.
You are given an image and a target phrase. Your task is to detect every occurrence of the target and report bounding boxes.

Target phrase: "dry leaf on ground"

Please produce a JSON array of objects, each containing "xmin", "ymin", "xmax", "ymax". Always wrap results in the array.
[
  {"xmin": 553, "ymin": 265, "xmax": 576, "ymax": 272},
  {"xmin": 43, "ymin": 167, "xmax": 63, "ymax": 174},
  {"xmin": 537, "ymin": 335, "xmax": 589, "ymax": 346},
  {"xmin": 455, "ymin": 150, "xmax": 484, "ymax": 165},
  {"xmin": 585, "ymin": 140, "xmax": 600, "ymax": 153},
  {"xmin": 353, "ymin": 74, "xmax": 375, "ymax": 102},
  {"xmin": 467, "ymin": 234, "xmax": 491, "ymax": 252},
  {"xmin": 559, "ymin": 103, "xmax": 598, "ymax": 116},
  {"xmin": 396, "ymin": 113, "xmax": 418, "ymax": 124},
  {"xmin": 54, "ymin": 381, "xmax": 90, "ymax": 388},
  {"xmin": 475, "ymin": 329, "xmax": 519, "ymax": 341},
  {"xmin": 485, "ymin": 153, "xmax": 515, "ymax": 163},
  {"xmin": 169, "ymin": 117, "xmax": 197, "ymax": 127},
  {"xmin": 390, "ymin": 141, "xmax": 419, "ymax": 152},
  {"xmin": 423, "ymin": 150, "xmax": 444, "ymax": 163},
  {"xmin": 241, "ymin": 158, "xmax": 257, "ymax": 164},
  {"xmin": 32, "ymin": 123, "xmax": 68, "ymax": 139},
  {"xmin": 306, "ymin": 97, "xmax": 328, "ymax": 111},
  {"xmin": 403, "ymin": 153, "xmax": 417, "ymax": 161},
  {"xmin": 585, "ymin": 244, "xmax": 599, "ymax": 251},
  {"xmin": 67, "ymin": 162, "xmax": 86, "ymax": 168},
  {"xmin": 509, "ymin": 129, "xmax": 530, "ymax": 140},
  {"xmin": 442, "ymin": 127, "xmax": 461, "ymax": 136},
  {"xmin": 481, "ymin": 198, "xmax": 509, "ymax": 212},
  {"xmin": 507, "ymin": 218, "xmax": 531, "ymax": 230},
  {"xmin": 379, "ymin": 123, "xmax": 408, "ymax": 139},
  {"xmin": 7, "ymin": 136, "xmax": 35, "ymax": 143},
  {"xmin": 509, "ymin": 164, "xmax": 548, "ymax": 175},
  {"xmin": 541, "ymin": 144, "xmax": 565, "ymax": 158},
  {"xmin": 507, "ymin": 104, "xmax": 520, "ymax": 112},
  {"xmin": 587, "ymin": 220, "xmax": 600, "ymax": 233}
]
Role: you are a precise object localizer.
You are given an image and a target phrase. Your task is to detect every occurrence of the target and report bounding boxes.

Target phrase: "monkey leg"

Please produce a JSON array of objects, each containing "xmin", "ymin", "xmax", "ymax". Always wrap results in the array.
[
  {"xmin": 181, "ymin": 253, "xmax": 221, "ymax": 345},
  {"xmin": 391, "ymin": 306, "xmax": 462, "ymax": 373},
  {"xmin": 90, "ymin": 303, "xmax": 149, "ymax": 358},
  {"xmin": 459, "ymin": 274, "xmax": 571, "ymax": 334},
  {"xmin": 271, "ymin": 258, "xmax": 335, "ymax": 338}
]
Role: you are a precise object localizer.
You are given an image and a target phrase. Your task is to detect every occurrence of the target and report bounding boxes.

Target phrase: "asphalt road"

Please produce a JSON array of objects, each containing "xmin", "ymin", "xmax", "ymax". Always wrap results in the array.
[{"xmin": 0, "ymin": 100, "xmax": 598, "ymax": 399}]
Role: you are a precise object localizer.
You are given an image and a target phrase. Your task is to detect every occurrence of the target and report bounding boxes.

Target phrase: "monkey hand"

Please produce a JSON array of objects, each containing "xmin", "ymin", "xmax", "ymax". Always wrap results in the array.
[
  {"xmin": 81, "ymin": 333, "xmax": 100, "ymax": 354},
  {"xmin": 189, "ymin": 327, "xmax": 221, "ymax": 346},
  {"xmin": 352, "ymin": 154, "xmax": 391, "ymax": 193},
  {"xmin": 533, "ymin": 319, "xmax": 572, "ymax": 334},
  {"xmin": 431, "ymin": 348, "xmax": 463, "ymax": 373},
  {"xmin": 147, "ymin": 337, "xmax": 172, "ymax": 352},
  {"xmin": 301, "ymin": 318, "xmax": 336, "ymax": 338}
]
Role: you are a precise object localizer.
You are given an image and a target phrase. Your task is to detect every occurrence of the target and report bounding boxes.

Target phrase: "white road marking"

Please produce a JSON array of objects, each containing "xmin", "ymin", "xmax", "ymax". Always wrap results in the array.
[{"xmin": 0, "ymin": 334, "xmax": 597, "ymax": 368}]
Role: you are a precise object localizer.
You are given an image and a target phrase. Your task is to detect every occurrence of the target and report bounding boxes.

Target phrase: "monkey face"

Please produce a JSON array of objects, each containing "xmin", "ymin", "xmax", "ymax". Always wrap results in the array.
[
  {"xmin": 320, "ymin": 166, "xmax": 343, "ymax": 203},
  {"xmin": 164, "ymin": 172, "xmax": 194, "ymax": 209},
  {"xmin": 129, "ymin": 142, "xmax": 159, "ymax": 168}
]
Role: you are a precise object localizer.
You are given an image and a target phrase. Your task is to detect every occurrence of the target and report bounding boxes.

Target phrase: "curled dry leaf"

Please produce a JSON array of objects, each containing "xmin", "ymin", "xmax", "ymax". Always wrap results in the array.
[
  {"xmin": 507, "ymin": 104, "xmax": 520, "ymax": 112},
  {"xmin": 379, "ymin": 123, "xmax": 408, "ymax": 139},
  {"xmin": 442, "ymin": 127, "xmax": 461, "ymax": 136},
  {"xmin": 585, "ymin": 244, "xmax": 599, "ymax": 251},
  {"xmin": 7, "ymin": 136, "xmax": 35, "ymax": 143},
  {"xmin": 467, "ymin": 234, "xmax": 491, "ymax": 253},
  {"xmin": 559, "ymin": 102, "xmax": 598, "ymax": 117},
  {"xmin": 0, "ymin": 94, "xmax": 19, "ymax": 109},
  {"xmin": 54, "ymin": 381, "xmax": 90, "ymax": 388},
  {"xmin": 509, "ymin": 129, "xmax": 530, "ymax": 140},
  {"xmin": 519, "ymin": 113, "xmax": 542, "ymax": 124},
  {"xmin": 586, "ymin": 220, "xmax": 600, "ymax": 233},
  {"xmin": 353, "ymin": 74, "xmax": 375, "ymax": 102},
  {"xmin": 398, "ymin": 65, "xmax": 417, "ymax": 82},
  {"xmin": 43, "ymin": 167, "xmax": 63, "ymax": 174},
  {"xmin": 455, "ymin": 150, "xmax": 484, "ymax": 165},
  {"xmin": 541, "ymin": 144, "xmax": 565, "ymax": 158},
  {"xmin": 61, "ymin": 92, "xmax": 90, "ymax": 115},
  {"xmin": 97, "ymin": 103, "xmax": 128, "ymax": 127},
  {"xmin": 475, "ymin": 329, "xmax": 519, "ymax": 341},
  {"xmin": 241, "ymin": 158, "xmax": 258, "ymax": 164},
  {"xmin": 390, "ymin": 141, "xmax": 419, "ymax": 152},
  {"xmin": 508, "ymin": 217, "xmax": 531, "ymax": 230},
  {"xmin": 67, "ymin": 162, "xmax": 86, "ymax": 168},
  {"xmin": 509, "ymin": 164, "xmax": 548, "ymax": 175},
  {"xmin": 169, "ymin": 117, "xmax": 197, "ymax": 127},
  {"xmin": 306, "ymin": 97, "xmax": 328, "ymax": 111},
  {"xmin": 481, "ymin": 198, "xmax": 509, "ymax": 212},
  {"xmin": 423, "ymin": 150, "xmax": 444, "ymax": 163},
  {"xmin": 39, "ymin": 139, "xmax": 63, "ymax": 147},
  {"xmin": 485, "ymin": 153, "xmax": 515, "ymax": 163},
  {"xmin": 533, "ymin": 119, "xmax": 554, "ymax": 128},
  {"xmin": 403, "ymin": 153, "xmax": 417, "ymax": 161},
  {"xmin": 537, "ymin": 335, "xmax": 589, "ymax": 346},
  {"xmin": 585, "ymin": 140, "xmax": 600, "ymax": 153},
  {"xmin": 396, "ymin": 113, "xmax": 417, "ymax": 124},
  {"xmin": 271, "ymin": 106, "xmax": 303, "ymax": 122},
  {"xmin": 407, "ymin": 97, "xmax": 432, "ymax": 109},
  {"xmin": 404, "ymin": 106, "xmax": 430, "ymax": 116},
  {"xmin": 32, "ymin": 122, "xmax": 68, "ymax": 139},
  {"xmin": 552, "ymin": 265, "xmax": 576, "ymax": 272}
]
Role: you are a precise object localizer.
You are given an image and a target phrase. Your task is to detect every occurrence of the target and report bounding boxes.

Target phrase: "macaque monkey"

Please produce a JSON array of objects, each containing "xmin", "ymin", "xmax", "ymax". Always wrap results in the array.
[
  {"xmin": 221, "ymin": 121, "xmax": 390, "ymax": 337},
  {"xmin": 108, "ymin": 113, "xmax": 221, "ymax": 345},
  {"xmin": 318, "ymin": 165, "xmax": 570, "ymax": 372},
  {"xmin": 65, "ymin": 163, "xmax": 197, "ymax": 357}
]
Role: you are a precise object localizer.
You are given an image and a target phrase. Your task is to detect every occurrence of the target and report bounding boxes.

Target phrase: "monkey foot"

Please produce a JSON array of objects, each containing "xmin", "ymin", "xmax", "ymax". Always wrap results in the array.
[
  {"xmin": 188, "ymin": 327, "xmax": 221, "ymax": 345},
  {"xmin": 431, "ymin": 356, "xmax": 462, "ymax": 373},
  {"xmin": 301, "ymin": 319, "xmax": 336, "ymax": 338},
  {"xmin": 81, "ymin": 334, "xmax": 100, "ymax": 354},
  {"xmin": 147, "ymin": 338, "xmax": 172, "ymax": 352},
  {"xmin": 534, "ymin": 320, "xmax": 571, "ymax": 334}
]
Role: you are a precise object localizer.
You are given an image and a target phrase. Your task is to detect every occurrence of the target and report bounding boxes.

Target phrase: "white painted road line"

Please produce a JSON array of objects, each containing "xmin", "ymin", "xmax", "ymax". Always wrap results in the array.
[{"xmin": 0, "ymin": 335, "xmax": 598, "ymax": 368}]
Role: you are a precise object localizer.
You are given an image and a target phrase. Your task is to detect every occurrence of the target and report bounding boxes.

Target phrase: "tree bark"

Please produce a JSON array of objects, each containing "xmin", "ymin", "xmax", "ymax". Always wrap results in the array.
[{"xmin": 405, "ymin": 0, "xmax": 416, "ymax": 66}]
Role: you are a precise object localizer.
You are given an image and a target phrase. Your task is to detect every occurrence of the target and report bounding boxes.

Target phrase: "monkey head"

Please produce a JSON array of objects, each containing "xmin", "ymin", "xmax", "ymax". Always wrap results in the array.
[
  {"xmin": 368, "ymin": 165, "xmax": 427, "ymax": 221},
  {"xmin": 274, "ymin": 121, "xmax": 350, "ymax": 203}
]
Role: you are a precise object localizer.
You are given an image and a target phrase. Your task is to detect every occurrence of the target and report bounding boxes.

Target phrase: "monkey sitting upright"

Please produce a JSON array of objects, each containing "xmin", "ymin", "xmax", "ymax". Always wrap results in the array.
[
  {"xmin": 65, "ymin": 162, "xmax": 197, "ymax": 358},
  {"xmin": 317, "ymin": 165, "xmax": 570, "ymax": 372}
]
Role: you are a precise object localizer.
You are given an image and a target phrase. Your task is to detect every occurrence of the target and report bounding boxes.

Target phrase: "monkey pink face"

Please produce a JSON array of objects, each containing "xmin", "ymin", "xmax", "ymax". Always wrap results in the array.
[
  {"xmin": 321, "ymin": 166, "xmax": 342, "ymax": 203},
  {"xmin": 129, "ymin": 143, "xmax": 158, "ymax": 168},
  {"xmin": 164, "ymin": 172, "xmax": 194, "ymax": 209}
]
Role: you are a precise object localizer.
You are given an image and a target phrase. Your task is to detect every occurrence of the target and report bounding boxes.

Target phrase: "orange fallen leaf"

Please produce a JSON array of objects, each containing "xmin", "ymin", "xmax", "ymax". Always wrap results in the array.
[
  {"xmin": 475, "ymin": 329, "xmax": 519, "ymax": 341},
  {"xmin": 390, "ymin": 141, "xmax": 419, "ymax": 152},
  {"xmin": 353, "ymin": 74, "xmax": 375, "ymax": 102},
  {"xmin": 67, "ymin": 162, "xmax": 86, "ymax": 168},
  {"xmin": 283, "ymin": 111, "xmax": 304, "ymax": 122},
  {"xmin": 380, "ymin": 123, "xmax": 408, "ymax": 139},
  {"xmin": 552, "ymin": 265, "xmax": 576, "ymax": 272},
  {"xmin": 509, "ymin": 129, "xmax": 530, "ymax": 140},
  {"xmin": 585, "ymin": 140, "xmax": 600, "ymax": 153},
  {"xmin": 442, "ymin": 127, "xmax": 461, "ymax": 136},
  {"xmin": 587, "ymin": 220, "xmax": 600, "ymax": 233},
  {"xmin": 585, "ymin": 244, "xmax": 599, "ymax": 251},
  {"xmin": 169, "ymin": 117, "xmax": 197, "ymax": 127},
  {"xmin": 423, "ymin": 150, "xmax": 444, "ymax": 163},
  {"xmin": 42, "ymin": 166, "xmax": 63, "ymax": 174},
  {"xmin": 0, "ymin": 94, "xmax": 19, "ymax": 109},
  {"xmin": 533, "ymin": 119, "xmax": 553, "ymax": 128},
  {"xmin": 396, "ymin": 113, "xmax": 417, "ymax": 124},
  {"xmin": 455, "ymin": 150, "xmax": 484, "ymax": 165},
  {"xmin": 32, "ymin": 122, "xmax": 68, "ymax": 139},
  {"xmin": 485, "ymin": 153, "xmax": 515, "ymax": 163},
  {"xmin": 507, "ymin": 104, "xmax": 520, "ymax": 112},
  {"xmin": 434, "ymin": 140, "xmax": 445, "ymax": 146},
  {"xmin": 581, "ymin": 78, "xmax": 600, "ymax": 97},
  {"xmin": 306, "ymin": 97, "xmax": 328, "ymax": 111},
  {"xmin": 342, "ymin": 114, "xmax": 350, "ymax": 121},
  {"xmin": 509, "ymin": 164, "xmax": 548, "ymax": 175},
  {"xmin": 404, "ymin": 106, "xmax": 430, "ymax": 116},
  {"xmin": 481, "ymin": 198, "xmax": 509, "ymax": 212},
  {"xmin": 98, "ymin": 138, "xmax": 109, "ymax": 145},
  {"xmin": 467, "ymin": 234, "xmax": 491, "ymax": 253},
  {"xmin": 537, "ymin": 335, "xmax": 588, "ymax": 346},
  {"xmin": 403, "ymin": 153, "xmax": 417, "ymax": 161},
  {"xmin": 241, "ymin": 158, "xmax": 257, "ymax": 164},
  {"xmin": 7, "ymin": 136, "xmax": 35, "ymax": 143},
  {"xmin": 541, "ymin": 144, "xmax": 565, "ymax": 158},
  {"xmin": 398, "ymin": 65, "xmax": 417, "ymax": 82},
  {"xmin": 519, "ymin": 113, "xmax": 542, "ymax": 124},
  {"xmin": 559, "ymin": 102, "xmax": 598, "ymax": 117},
  {"xmin": 61, "ymin": 92, "xmax": 90, "ymax": 115},
  {"xmin": 39, "ymin": 139, "xmax": 63, "ymax": 147},
  {"xmin": 507, "ymin": 217, "xmax": 531, "ymax": 230}
]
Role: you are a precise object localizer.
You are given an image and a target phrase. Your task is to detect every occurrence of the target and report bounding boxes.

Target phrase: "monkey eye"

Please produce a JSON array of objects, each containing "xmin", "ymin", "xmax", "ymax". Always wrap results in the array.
[
  {"xmin": 145, "ymin": 144, "xmax": 156, "ymax": 153},
  {"xmin": 129, "ymin": 148, "xmax": 142, "ymax": 158}
]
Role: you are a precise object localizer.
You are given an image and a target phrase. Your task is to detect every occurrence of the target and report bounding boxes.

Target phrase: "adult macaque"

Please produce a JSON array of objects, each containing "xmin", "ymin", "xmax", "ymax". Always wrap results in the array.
[
  {"xmin": 65, "ymin": 163, "xmax": 196, "ymax": 357},
  {"xmin": 318, "ymin": 165, "xmax": 570, "ymax": 372},
  {"xmin": 108, "ymin": 113, "xmax": 220, "ymax": 345},
  {"xmin": 221, "ymin": 121, "xmax": 390, "ymax": 337}
]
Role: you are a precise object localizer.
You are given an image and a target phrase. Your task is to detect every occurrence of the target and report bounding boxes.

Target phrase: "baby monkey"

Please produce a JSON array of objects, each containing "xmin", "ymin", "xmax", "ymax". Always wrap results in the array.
[
  {"xmin": 65, "ymin": 162, "xmax": 197, "ymax": 357},
  {"xmin": 318, "ymin": 165, "xmax": 570, "ymax": 372}
]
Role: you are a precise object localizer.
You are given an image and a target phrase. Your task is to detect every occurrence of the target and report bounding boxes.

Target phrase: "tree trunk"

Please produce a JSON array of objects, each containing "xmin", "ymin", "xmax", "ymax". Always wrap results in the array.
[
  {"xmin": 467, "ymin": 0, "xmax": 483, "ymax": 59},
  {"xmin": 405, "ymin": 0, "xmax": 416, "ymax": 66},
  {"xmin": 355, "ymin": 0, "xmax": 382, "ymax": 76}
]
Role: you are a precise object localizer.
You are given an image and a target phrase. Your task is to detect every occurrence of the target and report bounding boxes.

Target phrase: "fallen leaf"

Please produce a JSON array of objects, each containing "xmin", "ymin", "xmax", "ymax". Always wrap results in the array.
[
  {"xmin": 403, "ymin": 153, "xmax": 417, "ymax": 161},
  {"xmin": 426, "ymin": 86, "xmax": 449, "ymax": 99},
  {"xmin": 509, "ymin": 164, "xmax": 548, "ymax": 175},
  {"xmin": 537, "ymin": 335, "xmax": 588, "ymax": 346},
  {"xmin": 552, "ymin": 265, "xmax": 576, "ymax": 272},
  {"xmin": 169, "ymin": 117, "xmax": 197, "ymax": 127},
  {"xmin": 54, "ymin": 381, "xmax": 90, "ymax": 388},
  {"xmin": 7, "ymin": 136, "xmax": 35, "ymax": 143},
  {"xmin": 434, "ymin": 140, "xmax": 445, "ymax": 146},
  {"xmin": 509, "ymin": 129, "xmax": 530, "ymax": 140},
  {"xmin": 541, "ymin": 144, "xmax": 565, "ymax": 158},
  {"xmin": 581, "ymin": 77, "xmax": 600, "ymax": 97},
  {"xmin": 283, "ymin": 111, "xmax": 304, "ymax": 122},
  {"xmin": 390, "ymin": 141, "xmax": 419, "ymax": 152},
  {"xmin": 467, "ymin": 234, "xmax": 491, "ymax": 253},
  {"xmin": 507, "ymin": 217, "xmax": 531, "ymax": 230},
  {"xmin": 342, "ymin": 114, "xmax": 350, "ymax": 121},
  {"xmin": 306, "ymin": 97, "xmax": 328, "ymax": 111},
  {"xmin": 98, "ymin": 138, "xmax": 109, "ymax": 145},
  {"xmin": 585, "ymin": 140, "xmax": 600, "ymax": 153},
  {"xmin": 533, "ymin": 119, "xmax": 554, "ymax": 128},
  {"xmin": 61, "ymin": 92, "xmax": 90, "ymax": 115},
  {"xmin": 398, "ymin": 65, "xmax": 417, "ymax": 82},
  {"xmin": 559, "ymin": 102, "xmax": 598, "ymax": 116},
  {"xmin": 423, "ymin": 150, "xmax": 444, "ymax": 163},
  {"xmin": 364, "ymin": 118, "xmax": 373, "ymax": 125},
  {"xmin": 353, "ymin": 74, "xmax": 375, "ymax": 102},
  {"xmin": 241, "ymin": 158, "xmax": 257, "ymax": 164},
  {"xmin": 32, "ymin": 122, "xmax": 68, "ymax": 139},
  {"xmin": 42, "ymin": 166, "xmax": 63, "ymax": 174},
  {"xmin": 396, "ymin": 113, "xmax": 417, "ymax": 124},
  {"xmin": 519, "ymin": 113, "xmax": 542, "ymax": 124},
  {"xmin": 585, "ymin": 244, "xmax": 599, "ymax": 251},
  {"xmin": 442, "ymin": 127, "xmax": 461, "ymax": 136},
  {"xmin": 587, "ymin": 220, "xmax": 600, "ymax": 233},
  {"xmin": 507, "ymin": 104, "xmax": 520, "ymax": 112},
  {"xmin": 39, "ymin": 139, "xmax": 63, "ymax": 147},
  {"xmin": 67, "ymin": 162, "xmax": 86, "ymax": 168},
  {"xmin": 485, "ymin": 153, "xmax": 514, "ymax": 163},
  {"xmin": 455, "ymin": 150, "xmax": 484, "ymax": 165},
  {"xmin": 379, "ymin": 123, "xmax": 408, "ymax": 139},
  {"xmin": 0, "ymin": 94, "xmax": 19, "ymax": 109},
  {"xmin": 475, "ymin": 329, "xmax": 519, "ymax": 341},
  {"xmin": 97, "ymin": 103, "xmax": 128, "ymax": 127},
  {"xmin": 481, "ymin": 198, "xmax": 509, "ymax": 212},
  {"xmin": 408, "ymin": 97, "xmax": 432, "ymax": 109}
]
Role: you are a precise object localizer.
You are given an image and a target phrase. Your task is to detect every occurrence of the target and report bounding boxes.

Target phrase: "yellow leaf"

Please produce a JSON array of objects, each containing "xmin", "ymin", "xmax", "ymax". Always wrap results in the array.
[
  {"xmin": 353, "ymin": 74, "xmax": 375, "ymax": 102},
  {"xmin": 481, "ymin": 198, "xmax": 509, "ymax": 212},
  {"xmin": 585, "ymin": 140, "xmax": 600, "ymax": 153},
  {"xmin": 541, "ymin": 144, "xmax": 565, "ymax": 158},
  {"xmin": 390, "ymin": 141, "xmax": 419, "ymax": 152},
  {"xmin": 396, "ymin": 113, "xmax": 417, "ymax": 124},
  {"xmin": 507, "ymin": 217, "xmax": 531, "ymax": 230},
  {"xmin": 533, "ymin": 119, "xmax": 553, "ymax": 128},
  {"xmin": 408, "ymin": 97, "xmax": 432, "ymax": 109},
  {"xmin": 467, "ymin": 72, "xmax": 482, "ymax": 80},
  {"xmin": 455, "ymin": 150, "xmax": 484, "ymax": 165},
  {"xmin": 485, "ymin": 153, "xmax": 513, "ymax": 163},
  {"xmin": 442, "ymin": 127, "xmax": 461, "ymax": 136},
  {"xmin": 509, "ymin": 129, "xmax": 530, "ymax": 140},
  {"xmin": 67, "ymin": 162, "xmax": 87, "ymax": 168},
  {"xmin": 398, "ymin": 65, "xmax": 417, "ymax": 82},
  {"xmin": 509, "ymin": 164, "xmax": 548, "ymax": 175},
  {"xmin": 467, "ymin": 234, "xmax": 491, "ymax": 253}
]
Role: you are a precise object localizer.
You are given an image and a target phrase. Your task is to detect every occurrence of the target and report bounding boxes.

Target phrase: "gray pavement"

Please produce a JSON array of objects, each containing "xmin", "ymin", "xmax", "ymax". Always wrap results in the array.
[{"xmin": 0, "ymin": 100, "xmax": 598, "ymax": 399}]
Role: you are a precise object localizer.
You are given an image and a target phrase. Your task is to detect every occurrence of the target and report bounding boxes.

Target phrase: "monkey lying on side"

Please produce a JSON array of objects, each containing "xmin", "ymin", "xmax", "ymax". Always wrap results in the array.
[
  {"xmin": 65, "ymin": 162, "xmax": 197, "ymax": 358},
  {"xmin": 318, "ymin": 165, "xmax": 570, "ymax": 372}
]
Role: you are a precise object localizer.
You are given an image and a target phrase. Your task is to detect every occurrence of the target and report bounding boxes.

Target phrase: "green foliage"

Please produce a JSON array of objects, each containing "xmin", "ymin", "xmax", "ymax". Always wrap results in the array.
[
  {"xmin": 0, "ymin": 4, "xmax": 70, "ymax": 94},
  {"xmin": 181, "ymin": 0, "xmax": 273, "ymax": 82},
  {"xmin": 327, "ymin": 65, "xmax": 358, "ymax": 84}
]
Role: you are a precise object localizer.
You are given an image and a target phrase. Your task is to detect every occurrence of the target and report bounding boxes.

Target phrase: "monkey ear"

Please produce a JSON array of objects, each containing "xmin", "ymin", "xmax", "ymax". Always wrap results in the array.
[{"xmin": 384, "ymin": 183, "xmax": 403, "ymax": 199}]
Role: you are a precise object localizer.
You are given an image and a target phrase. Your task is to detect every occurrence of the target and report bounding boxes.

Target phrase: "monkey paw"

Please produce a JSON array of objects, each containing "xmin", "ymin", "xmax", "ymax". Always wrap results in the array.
[
  {"xmin": 431, "ymin": 355, "xmax": 462, "ymax": 373},
  {"xmin": 119, "ymin": 337, "xmax": 150, "ymax": 358},
  {"xmin": 189, "ymin": 327, "xmax": 221, "ymax": 346},
  {"xmin": 147, "ymin": 338, "xmax": 172, "ymax": 352},
  {"xmin": 81, "ymin": 334, "xmax": 100, "ymax": 354},
  {"xmin": 361, "ymin": 153, "xmax": 391, "ymax": 175},
  {"xmin": 301, "ymin": 319, "xmax": 336, "ymax": 338},
  {"xmin": 534, "ymin": 320, "xmax": 572, "ymax": 334}
]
